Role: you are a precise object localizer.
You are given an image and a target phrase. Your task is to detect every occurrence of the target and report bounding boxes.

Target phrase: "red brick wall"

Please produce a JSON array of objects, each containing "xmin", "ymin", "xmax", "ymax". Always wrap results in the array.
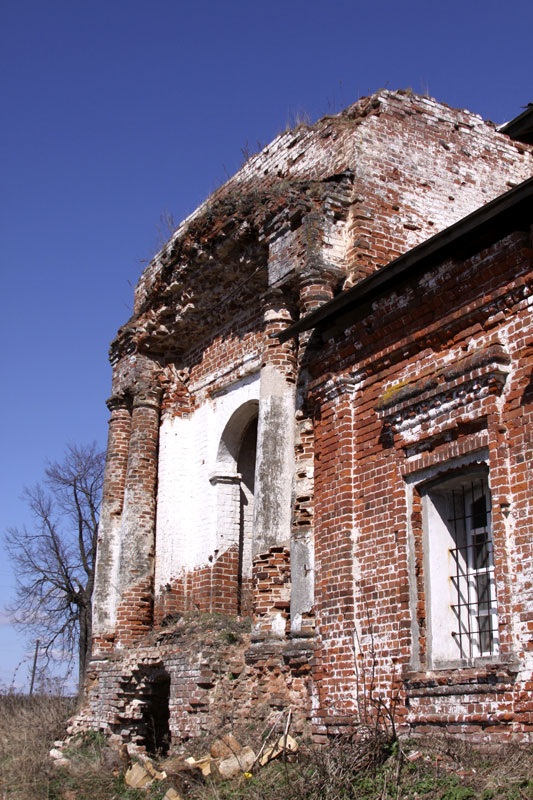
[
  {"xmin": 252, "ymin": 547, "xmax": 291, "ymax": 637},
  {"xmin": 134, "ymin": 91, "xmax": 532, "ymax": 315},
  {"xmin": 312, "ymin": 379, "xmax": 358, "ymax": 734},
  {"xmin": 115, "ymin": 576, "xmax": 154, "ymax": 647},
  {"xmin": 309, "ymin": 226, "xmax": 533, "ymax": 741},
  {"xmin": 114, "ymin": 390, "xmax": 161, "ymax": 645},
  {"xmin": 154, "ymin": 546, "xmax": 252, "ymax": 624}
]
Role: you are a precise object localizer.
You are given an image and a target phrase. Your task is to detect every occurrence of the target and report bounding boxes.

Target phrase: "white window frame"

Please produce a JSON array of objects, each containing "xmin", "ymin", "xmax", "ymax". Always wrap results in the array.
[{"xmin": 418, "ymin": 463, "xmax": 499, "ymax": 668}]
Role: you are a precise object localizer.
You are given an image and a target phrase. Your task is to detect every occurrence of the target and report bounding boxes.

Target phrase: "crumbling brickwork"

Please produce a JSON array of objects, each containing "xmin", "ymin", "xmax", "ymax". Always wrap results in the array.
[
  {"xmin": 153, "ymin": 545, "xmax": 251, "ymax": 624},
  {"xmin": 76, "ymin": 615, "xmax": 311, "ymax": 754},
  {"xmin": 86, "ymin": 91, "xmax": 533, "ymax": 751}
]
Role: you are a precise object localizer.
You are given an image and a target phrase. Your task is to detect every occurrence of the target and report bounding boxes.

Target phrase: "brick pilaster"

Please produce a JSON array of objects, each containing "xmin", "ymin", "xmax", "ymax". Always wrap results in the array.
[
  {"xmin": 290, "ymin": 275, "xmax": 337, "ymax": 638},
  {"xmin": 92, "ymin": 393, "xmax": 132, "ymax": 650},
  {"xmin": 115, "ymin": 386, "xmax": 162, "ymax": 646},
  {"xmin": 252, "ymin": 290, "xmax": 296, "ymax": 641},
  {"xmin": 312, "ymin": 374, "xmax": 358, "ymax": 734}
]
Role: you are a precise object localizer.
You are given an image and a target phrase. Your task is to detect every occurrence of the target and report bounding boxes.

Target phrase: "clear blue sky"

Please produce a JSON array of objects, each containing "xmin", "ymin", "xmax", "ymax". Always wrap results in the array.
[{"xmin": 1, "ymin": 0, "xmax": 531, "ymax": 689}]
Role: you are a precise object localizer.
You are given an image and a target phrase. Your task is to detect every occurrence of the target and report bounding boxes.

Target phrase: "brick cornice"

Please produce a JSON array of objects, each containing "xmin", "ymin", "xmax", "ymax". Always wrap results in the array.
[
  {"xmin": 314, "ymin": 372, "xmax": 358, "ymax": 403},
  {"xmin": 376, "ymin": 343, "xmax": 510, "ymax": 433},
  {"xmin": 106, "ymin": 393, "xmax": 131, "ymax": 413}
]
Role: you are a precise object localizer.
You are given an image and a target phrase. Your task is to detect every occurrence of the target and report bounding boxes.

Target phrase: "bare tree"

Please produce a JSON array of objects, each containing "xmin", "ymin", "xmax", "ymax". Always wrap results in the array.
[{"xmin": 5, "ymin": 443, "xmax": 105, "ymax": 690}]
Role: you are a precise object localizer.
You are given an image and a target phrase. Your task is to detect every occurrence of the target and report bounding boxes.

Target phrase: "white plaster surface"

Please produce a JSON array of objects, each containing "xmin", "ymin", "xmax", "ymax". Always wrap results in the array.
[
  {"xmin": 254, "ymin": 387, "xmax": 296, "ymax": 553},
  {"xmin": 92, "ymin": 514, "xmax": 122, "ymax": 633},
  {"xmin": 154, "ymin": 372, "xmax": 260, "ymax": 594}
]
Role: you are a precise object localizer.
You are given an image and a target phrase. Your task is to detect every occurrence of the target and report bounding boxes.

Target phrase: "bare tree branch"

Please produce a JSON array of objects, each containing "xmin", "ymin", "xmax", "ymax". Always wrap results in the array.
[{"xmin": 5, "ymin": 443, "xmax": 104, "ymax": 691}]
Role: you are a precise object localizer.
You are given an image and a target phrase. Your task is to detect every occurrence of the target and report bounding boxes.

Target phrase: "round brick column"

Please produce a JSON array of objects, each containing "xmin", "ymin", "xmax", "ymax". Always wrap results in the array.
[
  {"xmin": 115, "ymin": 386, "xmax": 162, "ymax": 646},
  {"xmin": 298, "ymin": 275, "xmax": 335, "ymax": 313},
  {"xmin": 92, "ymin": 393, "xmax": 132, "ymax": 652}
]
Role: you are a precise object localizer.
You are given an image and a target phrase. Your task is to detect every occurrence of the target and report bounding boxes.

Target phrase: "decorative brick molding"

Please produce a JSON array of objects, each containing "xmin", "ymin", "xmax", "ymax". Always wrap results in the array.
[{"xmin": 377, "ymin": 343, "xmax": 511, "ymax": 437}]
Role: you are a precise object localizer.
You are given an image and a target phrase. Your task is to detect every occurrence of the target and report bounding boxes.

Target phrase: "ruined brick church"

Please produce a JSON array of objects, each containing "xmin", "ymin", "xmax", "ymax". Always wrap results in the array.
[{"xmin": 84, "ymin": 91, "xmax": 533, "ymax": 750}]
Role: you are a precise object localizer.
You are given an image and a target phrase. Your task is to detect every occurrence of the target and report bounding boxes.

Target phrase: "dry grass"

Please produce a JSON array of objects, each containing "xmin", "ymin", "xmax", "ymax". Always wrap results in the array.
[
  {"xmin": 0, "ymin": 695, "xmax": 169, "ymax": 799},
  {"xmin": 0, "ymin": 693, "xmax": 74, "ymax": 799},
  {"xmin": 190, "ymin": 734, "xmax": 533, "ymax": 800},
  {"xmin": 1, "ymin": 693, "xmax": 533, "ymax": 800}
]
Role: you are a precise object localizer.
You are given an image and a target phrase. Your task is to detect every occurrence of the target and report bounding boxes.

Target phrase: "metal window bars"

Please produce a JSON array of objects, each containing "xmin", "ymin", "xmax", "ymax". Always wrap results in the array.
[{"xmin": 448, "ymin": 477, "xmax": 498, "ymax": 658}]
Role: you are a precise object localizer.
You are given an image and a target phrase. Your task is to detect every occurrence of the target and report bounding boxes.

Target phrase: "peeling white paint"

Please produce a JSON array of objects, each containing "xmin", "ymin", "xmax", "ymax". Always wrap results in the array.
[{"xmin": 154, "ymin": 372, "xmax": 260, "ymax": 595}]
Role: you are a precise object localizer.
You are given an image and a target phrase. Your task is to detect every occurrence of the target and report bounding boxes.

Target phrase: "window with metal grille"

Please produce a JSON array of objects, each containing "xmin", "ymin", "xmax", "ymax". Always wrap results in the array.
[
  {"xmin": 448, "ymin": 478, "xmax": 498, "ymax": 658},
  {"xmin": 422, "ymin": 468, "xmax": 499, "ymax": 666}
]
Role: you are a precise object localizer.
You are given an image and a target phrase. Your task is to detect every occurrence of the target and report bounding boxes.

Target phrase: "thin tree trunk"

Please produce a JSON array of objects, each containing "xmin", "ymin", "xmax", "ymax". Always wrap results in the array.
[{"xmin": 78, "ymin": 605, "xmax": 91, "ymax": 695}]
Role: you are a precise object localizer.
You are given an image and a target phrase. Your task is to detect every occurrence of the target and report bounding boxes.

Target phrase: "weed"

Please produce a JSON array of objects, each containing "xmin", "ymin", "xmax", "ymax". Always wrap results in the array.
[
  {"xmin": 285, "ymin": 108, "xmax": 313, "ymax": 131},
  {"xmin": 221, "ymin": 630, "xmax": 240, "ymax": 645},
  {"xmin": 64, "ymin": 727, "xmax": 106, "ymax": 760},
  {"xmin": 2, "ymin": 689, "xmax": 533, "ymax": 800},
  {"xmin": 439, "ymin": 787, "xmax": 475, "ymax": 800}
]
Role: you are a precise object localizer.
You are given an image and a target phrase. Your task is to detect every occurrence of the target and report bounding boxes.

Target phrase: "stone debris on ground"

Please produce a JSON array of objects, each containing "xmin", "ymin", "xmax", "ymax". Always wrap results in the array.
[
  {"xmin": 179, "ymin": 730, "xmax": 299, "ymax": 780},
  {"xmin": 124, "ymin": 762, "xmax": 153, "ymax": 788},
  {"xmin": 210, "ymin": 732, "xmax": 242, "ymax": 759},
  {"xmin": 258, "ymin": 734, "xmax": 298, "ymax": 766},
  {"xmin": 143, "ymin": 757, "xmax": 167, "ymax": 780},
  {"xmin": 49, "ymin": 725, "xmax": 299, "ymax": 790},
  {"xmin": 160, "ymin": 754, "xmax": 187, "ymax": 775},
  {"xmin": 184, "ymin": 754, "xmax": 213, "ymax": 777},
  {"xmin": 160, "ymin": 729, "xmax": 299, "ymax": 785},
  {"xmin": 124, "ymin": 758, "xmax": 167, "ymax": 788},
  {"xmin": 215, "ymin": 745, "xmax": 256, "ymax": 779},
  {"xmin": 162, "ymin": 789, "xmax": 183, "ymax": 800},
  {"xmin": 49, "ymin": 747, "xmax": 71, "ymax": 769},
  {"xmin": 54, "ymin": 739, "xmax": 68, "ymax": 747}
]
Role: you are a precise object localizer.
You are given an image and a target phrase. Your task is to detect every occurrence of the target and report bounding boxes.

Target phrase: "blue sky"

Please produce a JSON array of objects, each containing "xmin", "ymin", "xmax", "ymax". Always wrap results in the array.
[{"xmin": 1, "ymin": 0, "xmax": 532, "ymax": 689}]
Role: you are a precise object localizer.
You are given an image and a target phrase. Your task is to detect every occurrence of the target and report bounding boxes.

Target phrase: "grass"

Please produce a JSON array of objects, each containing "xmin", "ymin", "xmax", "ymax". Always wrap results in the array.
[
  {"xmin": 1, "ymin": 693, "xmax": 533, "ymax": 800},
  {"xmin": 0, "ymin": 695, "xmax": 176, "ymax": 800},
  {"xmin": 187, "ymin": 737, "xmax": 533, "ymax": 800},
  {"xmin": 154, "ymin": 611, "xmax": 250, "ymax": 647},
  {"xmin": 0, "ymin": 693, "xmax": 75, "ymax": 798}
]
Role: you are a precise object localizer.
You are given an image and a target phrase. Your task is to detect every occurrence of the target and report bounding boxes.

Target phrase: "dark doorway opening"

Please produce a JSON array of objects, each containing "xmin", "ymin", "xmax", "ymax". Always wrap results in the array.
[{"xmin": 143, "ymin": 672, "xmax": 171, "ymax": 756}]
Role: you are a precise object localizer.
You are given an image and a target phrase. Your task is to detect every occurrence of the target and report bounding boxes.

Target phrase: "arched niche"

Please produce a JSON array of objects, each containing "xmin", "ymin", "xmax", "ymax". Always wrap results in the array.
[{"xmin": 210, "ymin": 400, "xmax": 258, "ymax": 614}]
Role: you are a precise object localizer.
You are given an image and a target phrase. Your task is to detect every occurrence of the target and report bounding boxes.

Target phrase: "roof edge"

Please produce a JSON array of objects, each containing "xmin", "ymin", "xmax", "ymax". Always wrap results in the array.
[
  {"xmin": 279, "ymin": 176, "xmax": 533, "ymax": 342},
  {"xmin": 499, "ymin": 105, "xmax": 533, "ymax": 144}
]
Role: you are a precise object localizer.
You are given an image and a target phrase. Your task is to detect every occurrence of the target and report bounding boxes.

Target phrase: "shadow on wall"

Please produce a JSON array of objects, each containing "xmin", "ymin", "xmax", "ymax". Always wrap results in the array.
[{"xmin": 214, "ymin": 400, "xmax": 259, "ymax": 615}]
